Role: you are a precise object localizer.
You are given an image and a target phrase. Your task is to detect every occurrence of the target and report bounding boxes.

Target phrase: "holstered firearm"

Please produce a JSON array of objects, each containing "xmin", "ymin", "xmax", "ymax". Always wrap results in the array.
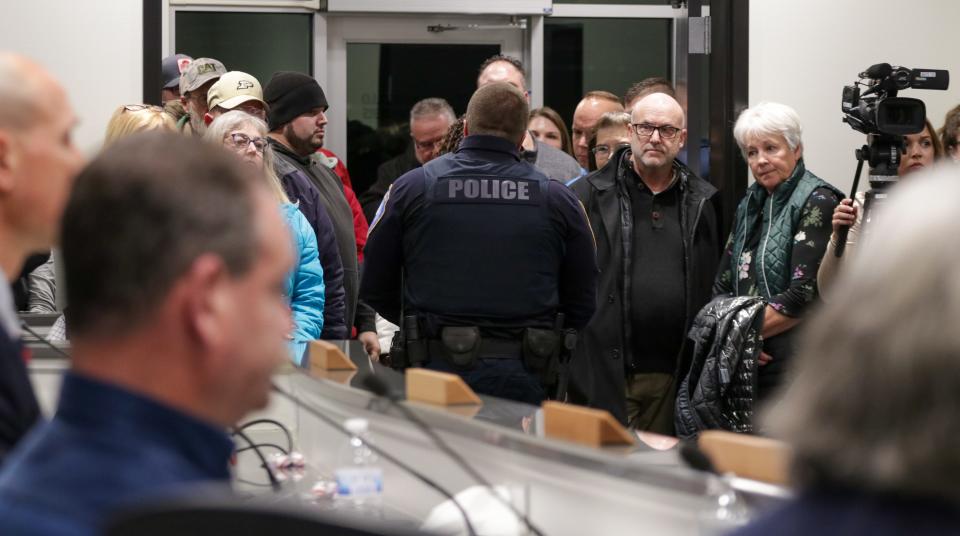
[
  {"xmin": 405, "ymin": 314, "xmax": 427, "ymax": 367},
  {"xmin": 522, "ymin": 313, "xmax": 577, "ymax": 399},
  {"xmin": 388, "ymin": 313, "xmax": 427, "ymax": 370},
  {"xmin": 387, "ymin": 314, "xmax": 407, "ymax": 370}
]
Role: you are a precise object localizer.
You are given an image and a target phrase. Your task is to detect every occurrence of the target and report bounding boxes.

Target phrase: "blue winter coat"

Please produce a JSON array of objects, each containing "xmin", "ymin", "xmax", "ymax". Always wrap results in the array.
[{"xmin": 281, "ymin": 203, "xmax": 325, "ymax": 359}]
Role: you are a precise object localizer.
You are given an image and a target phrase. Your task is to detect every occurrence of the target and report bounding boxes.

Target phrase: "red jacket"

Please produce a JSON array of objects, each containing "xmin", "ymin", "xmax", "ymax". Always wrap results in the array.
[{"xmin": 317, "ymin": 148, "xmax": 367, "ymax": 263}]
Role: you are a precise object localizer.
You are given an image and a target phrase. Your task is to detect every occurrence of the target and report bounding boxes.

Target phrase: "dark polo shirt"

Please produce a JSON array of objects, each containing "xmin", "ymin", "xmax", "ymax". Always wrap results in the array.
[{"xmin": 624, "ymin": 168, "xmax": 686, "ymax": 374}]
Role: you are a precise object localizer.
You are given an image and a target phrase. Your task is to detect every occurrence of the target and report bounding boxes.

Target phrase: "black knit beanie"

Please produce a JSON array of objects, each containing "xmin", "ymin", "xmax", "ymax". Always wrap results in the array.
[{"xmin": 264, "ymin": 71, "xmax": 328, "ymax": 131}]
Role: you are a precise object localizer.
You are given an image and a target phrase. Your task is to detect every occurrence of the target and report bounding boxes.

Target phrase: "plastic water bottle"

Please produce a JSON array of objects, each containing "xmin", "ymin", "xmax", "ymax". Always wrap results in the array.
[{"xmin": 334, "ymin": 418, "xmax": 384, "ymax": 515}]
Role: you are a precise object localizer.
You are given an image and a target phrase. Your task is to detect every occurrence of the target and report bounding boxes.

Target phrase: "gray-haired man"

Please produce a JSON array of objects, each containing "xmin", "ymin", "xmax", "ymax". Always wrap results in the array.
[{"xmin": 360, "ymin": 97, "xmax": 456, "ymax": 221}]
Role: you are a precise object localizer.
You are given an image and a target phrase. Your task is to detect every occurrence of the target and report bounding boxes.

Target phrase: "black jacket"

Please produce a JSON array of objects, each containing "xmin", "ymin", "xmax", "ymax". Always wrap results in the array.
[
  {"xmin": 675, "ymin": 295, "xmax": 764, "ymax": 439},
  {"xmin": 360, "ymin": 145, "xmax": 420, "ymax": 223},
  {"xmin": 569, "ymin": 147, "xmax": 721, "ymax": 424}
]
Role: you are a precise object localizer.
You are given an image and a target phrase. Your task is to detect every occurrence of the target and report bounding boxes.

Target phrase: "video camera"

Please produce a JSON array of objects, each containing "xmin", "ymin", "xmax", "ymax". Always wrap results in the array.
[
  {"xmin": 834, "ymin": 63, "xmax": 948, "ymax": 257},
  {"xmin": 841, "ymin": 63, "xmax": 949, "ymax": 182}
]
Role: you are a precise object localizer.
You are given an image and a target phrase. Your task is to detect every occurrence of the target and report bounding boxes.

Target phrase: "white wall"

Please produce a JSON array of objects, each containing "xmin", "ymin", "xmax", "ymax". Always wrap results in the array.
[
  {"xmin": 0, "ymin": 0, "xmax": 143, "ymax": 155},
  {"xmin": 749, "ymin": 0, "xmax": 960, "ymax": 194}
]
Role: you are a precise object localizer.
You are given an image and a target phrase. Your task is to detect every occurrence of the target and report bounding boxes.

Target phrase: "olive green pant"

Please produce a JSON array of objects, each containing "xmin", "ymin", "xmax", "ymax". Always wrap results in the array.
[{"xmin": 625, "ymin": 372, "xmax": 675, "ymax": 435}]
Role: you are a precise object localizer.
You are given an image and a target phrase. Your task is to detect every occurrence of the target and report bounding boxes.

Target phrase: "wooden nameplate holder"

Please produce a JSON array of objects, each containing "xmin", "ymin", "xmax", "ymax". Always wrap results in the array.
[
  {"xmin": 308, "ymin": 340, "xmax": 358, "ymax": 371},
  {"xmin": 542, "ymin": 401, "xmax": 635, "ymax": 448},
  {"xmin": 698, "ymin": 430, "xmax": 792, "ymax": 485},
  {"xmin": 405, "ymin": 369, "xmax": 482, "ymax": 407}
]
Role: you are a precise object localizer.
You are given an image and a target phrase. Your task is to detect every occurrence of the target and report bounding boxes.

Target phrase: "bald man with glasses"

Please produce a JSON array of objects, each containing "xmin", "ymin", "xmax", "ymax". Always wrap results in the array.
[{"xmin": 568, "ymin": 93, "xmax": 721, "ymax": 432}]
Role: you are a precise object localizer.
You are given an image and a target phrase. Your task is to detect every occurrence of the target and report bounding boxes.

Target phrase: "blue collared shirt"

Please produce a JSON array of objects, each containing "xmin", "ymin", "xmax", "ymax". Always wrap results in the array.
[{"xmin": 0, "ymin": 372, "xmax": 235, "ymax": 535}]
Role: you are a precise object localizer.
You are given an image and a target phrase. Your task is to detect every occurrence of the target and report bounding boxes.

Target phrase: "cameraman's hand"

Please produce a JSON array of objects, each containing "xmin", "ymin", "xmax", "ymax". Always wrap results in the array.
[{"xmin": 831, "ymin": 198, "xmax": 858, "ymax": 238}]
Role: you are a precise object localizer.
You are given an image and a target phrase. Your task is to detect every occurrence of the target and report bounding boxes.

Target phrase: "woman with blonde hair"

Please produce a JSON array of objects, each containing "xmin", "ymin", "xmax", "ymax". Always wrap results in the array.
[
  {"xmin": 104, "ymin": 104, "xmax": 175, "ymax": 145},
  {"xmin": 205, "ymin": 111, "xmax": 330, "ymax": 359}
]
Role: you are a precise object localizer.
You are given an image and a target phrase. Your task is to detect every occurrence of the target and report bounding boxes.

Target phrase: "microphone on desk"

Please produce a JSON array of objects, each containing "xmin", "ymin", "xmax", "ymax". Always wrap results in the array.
[
  {"xmin": 270, "ymin": 381, "xmax": 479, "ymax": 536},
  {"xmin": 679, "ymin": 440, "xmax": 718, "ymax": 474},
  {"xmin": 359, "ymin": 373, "xmax": 546, "ymax": 536}
]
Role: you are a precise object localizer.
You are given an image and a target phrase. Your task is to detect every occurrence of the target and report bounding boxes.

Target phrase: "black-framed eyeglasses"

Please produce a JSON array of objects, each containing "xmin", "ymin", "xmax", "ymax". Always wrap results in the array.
[
  {"xmin": 631, "ymin": 123, "xmax": 681, "ymax": 140},
  {"xmin": 227, "ymin": 132, "xmax": 267, "ymax": 154}
]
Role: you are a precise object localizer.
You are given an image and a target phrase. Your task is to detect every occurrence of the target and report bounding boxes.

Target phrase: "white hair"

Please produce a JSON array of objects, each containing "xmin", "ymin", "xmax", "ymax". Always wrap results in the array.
[
  {"xmin": 732, "ymin": 102, "xmax": 803, "ymax": 159},
  {"xmin": 765, "ymin": 163, "xmax": 960, "ymax": 503},
  {"xmin": 204, "ymin": 110, "xmax": 290, "ymax": 204}
]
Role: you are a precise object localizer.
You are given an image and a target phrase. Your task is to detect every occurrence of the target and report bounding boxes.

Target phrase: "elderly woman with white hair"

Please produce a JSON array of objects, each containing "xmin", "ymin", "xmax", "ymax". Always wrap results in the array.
[
  {"xmin": 731, "ymin": 166, "xmax": 960, "ymax": 535},
  {"xmin": 713, "ymin": 102, "xmax": 842, "ymax": 400},
  {"xmin": 204, "ymin": 111, "xmax": 328, "ymax": 360}
]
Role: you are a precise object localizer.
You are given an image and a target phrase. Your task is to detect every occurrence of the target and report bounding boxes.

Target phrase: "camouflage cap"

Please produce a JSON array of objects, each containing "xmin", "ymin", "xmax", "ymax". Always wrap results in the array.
[{"xmin": 179, "ymin": 57, "xmax": 227, "ymax": 95}]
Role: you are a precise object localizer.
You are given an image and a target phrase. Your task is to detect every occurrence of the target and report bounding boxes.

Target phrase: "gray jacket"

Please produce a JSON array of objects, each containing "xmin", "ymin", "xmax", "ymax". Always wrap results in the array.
[
  {"xmin": 523, "ymin": 139, "xmax": 583, "ymax": 183},
  {"xmin": 272, "ymin": 142, "xmax": 360, "ymax": 330}
]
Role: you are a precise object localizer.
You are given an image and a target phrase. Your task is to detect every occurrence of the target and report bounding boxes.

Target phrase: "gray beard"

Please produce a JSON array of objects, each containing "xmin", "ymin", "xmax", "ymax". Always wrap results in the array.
[{"xmin": 189, "ymin": 112, "xmax": 206, "ymax": 136}]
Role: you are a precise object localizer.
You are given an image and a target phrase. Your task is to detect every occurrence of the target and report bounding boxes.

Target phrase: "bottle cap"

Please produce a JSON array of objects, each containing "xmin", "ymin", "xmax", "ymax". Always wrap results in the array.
[{"xmin": 344, "ymin": 418, "xmax": 369, "ymax": 435}]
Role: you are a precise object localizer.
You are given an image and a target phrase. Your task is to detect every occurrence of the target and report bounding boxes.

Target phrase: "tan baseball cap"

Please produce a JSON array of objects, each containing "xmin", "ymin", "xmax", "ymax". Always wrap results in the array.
[
  {"xmin": 179, "ymin": 57, "xmax": 227, "ymax": 94},
  {"xmin": 206, "ymin": 71, "xmax": 265, "ymax": 111}
]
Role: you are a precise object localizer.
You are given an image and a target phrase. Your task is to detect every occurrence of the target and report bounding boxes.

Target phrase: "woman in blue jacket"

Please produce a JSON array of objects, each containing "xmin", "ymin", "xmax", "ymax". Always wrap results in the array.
[{"xmin": 206, "ymin": 111, "xmax": 325, "ymax": 358}]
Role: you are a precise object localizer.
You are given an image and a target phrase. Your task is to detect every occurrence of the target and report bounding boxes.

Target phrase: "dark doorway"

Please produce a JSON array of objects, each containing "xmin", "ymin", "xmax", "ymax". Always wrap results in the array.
[{"xmin": 347, "ymin": 43, "xmax": 499, "ymax": 196}]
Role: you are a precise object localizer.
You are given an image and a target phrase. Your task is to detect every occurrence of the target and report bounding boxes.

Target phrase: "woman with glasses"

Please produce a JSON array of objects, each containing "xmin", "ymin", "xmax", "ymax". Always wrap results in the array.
[
  {"xmin": 713, "ymin": 102, "xmax": 842, "ymax": 401},
  {"xmin": 590, "ymin": 111, "xmax": 632, "ymax": 170},
  {"xmin": 205, "ymin": 111, "xmax": 329, "ymax": 357}
]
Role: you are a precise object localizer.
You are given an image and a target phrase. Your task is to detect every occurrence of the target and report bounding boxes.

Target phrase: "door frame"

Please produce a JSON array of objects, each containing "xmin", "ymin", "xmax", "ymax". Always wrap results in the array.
[{"xmin": 323, "ymin": 13, "xmax": 524, "ymax": 162}]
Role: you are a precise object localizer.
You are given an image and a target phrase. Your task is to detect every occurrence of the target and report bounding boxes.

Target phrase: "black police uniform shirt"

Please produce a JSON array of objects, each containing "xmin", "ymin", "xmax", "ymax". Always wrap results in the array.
[{"xmin": 361, "ymin": 134, "xmax": 598, "ymax": 337}]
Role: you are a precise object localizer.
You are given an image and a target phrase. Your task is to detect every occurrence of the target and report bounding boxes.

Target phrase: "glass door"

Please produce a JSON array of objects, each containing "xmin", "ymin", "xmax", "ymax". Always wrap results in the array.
[{"xmin": 324, "ymin": 14, "xmax": 524, "ymax": 195}]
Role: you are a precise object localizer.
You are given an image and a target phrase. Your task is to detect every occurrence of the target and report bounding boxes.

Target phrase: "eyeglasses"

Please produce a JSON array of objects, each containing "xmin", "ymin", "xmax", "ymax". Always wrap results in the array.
[
  {"xmin": 631, "ymin": 123, "xmax": 681, "ymax": 140},
  {"xmin": 227, "ymin": 133, "xmax": 268, "ymax": 154},
  {"xmin": 591, "ymin": 142, "xmax": 631, "ymax": 157},
  {"xmin": 412, "ymin": 136, "xmax": 443, "ymax": 151}
]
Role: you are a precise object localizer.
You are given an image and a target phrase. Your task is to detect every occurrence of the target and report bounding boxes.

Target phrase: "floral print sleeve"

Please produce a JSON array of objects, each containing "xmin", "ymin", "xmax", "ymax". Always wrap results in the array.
[
  {"xmin": 713, "ymin": 233, "xmax": 735, "ymax": 297},
  {"xmin": 768, "ymin": 186, "xmax": 841, "ymax": 317}
]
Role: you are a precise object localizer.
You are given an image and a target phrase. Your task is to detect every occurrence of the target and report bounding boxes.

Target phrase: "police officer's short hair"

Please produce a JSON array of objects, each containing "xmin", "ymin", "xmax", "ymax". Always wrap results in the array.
[
  {"xmin": 61, "ymin": 132, "xmax": 262, "ymax": 338},
  {"xmin": 410, "ymin": 98, "xmax": 455, "ymax": 125},
  {"xmin": 465, "ymin": 82, "xmax": 529, "ymax": 144}
]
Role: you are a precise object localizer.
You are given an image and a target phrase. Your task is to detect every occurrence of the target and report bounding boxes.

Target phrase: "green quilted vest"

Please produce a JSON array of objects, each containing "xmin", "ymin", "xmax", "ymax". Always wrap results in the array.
[{"xmin": 729, "ymin": 159, "xmax": 841, "ymax": 299}]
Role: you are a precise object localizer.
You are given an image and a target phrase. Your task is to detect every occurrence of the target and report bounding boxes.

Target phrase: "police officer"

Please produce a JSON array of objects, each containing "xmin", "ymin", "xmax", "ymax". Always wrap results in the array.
[{"xmin": 361, "ymin": 82, "xmax": 598, "ymax": 405}]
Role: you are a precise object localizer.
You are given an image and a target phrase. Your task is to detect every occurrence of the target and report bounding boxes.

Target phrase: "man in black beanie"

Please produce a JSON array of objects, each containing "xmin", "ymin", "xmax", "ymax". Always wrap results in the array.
[{"xmin": 264, "ymin": 72, "xmax": 376, "ymax": 352}]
